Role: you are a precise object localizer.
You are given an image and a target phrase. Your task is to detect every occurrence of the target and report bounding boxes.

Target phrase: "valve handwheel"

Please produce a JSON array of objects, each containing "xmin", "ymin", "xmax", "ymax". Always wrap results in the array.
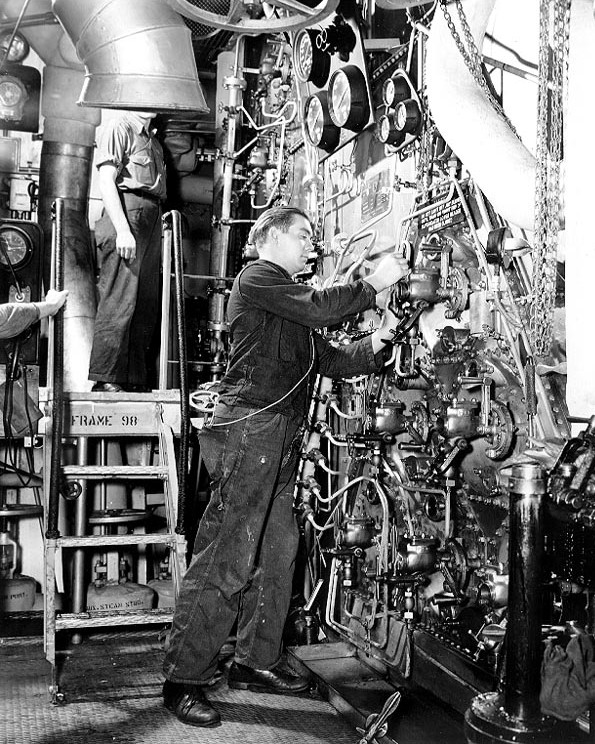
[{"xmin": 166, "ymin": 0, "xmax": 340, "ymax": 34}]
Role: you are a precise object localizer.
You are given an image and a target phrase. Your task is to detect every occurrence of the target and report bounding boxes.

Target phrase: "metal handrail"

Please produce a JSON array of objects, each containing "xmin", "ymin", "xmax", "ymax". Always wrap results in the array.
[
  {"xmin": 162, "ymin": 211, "xmax": 189, "ymax": 535},
  {"xmin": 45, "ymin": 198, "xmax": 65, "ymax": 540}
]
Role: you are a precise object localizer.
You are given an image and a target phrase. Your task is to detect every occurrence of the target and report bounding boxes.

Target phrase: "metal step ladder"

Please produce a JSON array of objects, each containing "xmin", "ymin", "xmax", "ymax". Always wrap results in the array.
[{"xmin": 42, "ymin": 204, "xmax": 190, "ymax": 703}]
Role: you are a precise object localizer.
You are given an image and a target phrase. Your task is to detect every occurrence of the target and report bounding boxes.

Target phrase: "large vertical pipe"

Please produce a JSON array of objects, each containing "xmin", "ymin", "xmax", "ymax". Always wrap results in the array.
[
  {"xmin": 208, "ymin": 43, "xmax": 245, "ymax": 379},
  {"xmin": 464, "ymin": 463, "xmax": 552, "ymax": 744},
  {"xmin": 504, "ymin": 462, "xmax": 546, "ymax": 721}
]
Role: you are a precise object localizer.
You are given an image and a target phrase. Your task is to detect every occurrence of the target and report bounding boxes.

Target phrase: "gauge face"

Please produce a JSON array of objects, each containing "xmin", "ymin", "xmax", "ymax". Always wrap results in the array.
[
  {"xmin": 304, "ymin": 92, "xmax": 340, "ymax": 152},
  {"xmin": 377, "ymin": 114, "xmax": 391, "ymax": 143},
  {"xmin": 294, "ymin": 30, "xmax": 314, "ymax": 82},
  {"xmin": 305, "ymin": 94, "xmax": 323, "ymax": 143},
  {"xmin": 382, "ymin": 78, "xmax": 395, "ymax": 107},
  {"xmin": 395, "ymin": 98, "xmax": 422, "ymax": 134},
  {"xmin": 382, "ymin": 73, "xmax": 410, "ymax": 107},
  {"xmin": 0, "ymin": 227, "xmax": 32, "ymax": 270},
  {"xmin": 328, "ymin": 65, "xmax": 369, "ymax": 132},
  {"xmin": 0, "ymin": 78, "xmax": 25, "ymax": 108},
  {"xmin": 293, "ymin": 29, "xmax": 330, "ymax": 88},
  {"xmin": 376, "ymin": 114, "xmax": 405, "ymax": 146},
  {"xmin": 328, "ymin": 69, "xmax": 351, "ymax": 127}
]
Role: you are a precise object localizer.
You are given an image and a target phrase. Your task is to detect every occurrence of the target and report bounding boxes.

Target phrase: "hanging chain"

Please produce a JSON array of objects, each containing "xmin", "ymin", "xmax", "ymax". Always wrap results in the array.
[
  {"xmin": 416, "ymin": 35, "xmax": 432, "ymax": 199},
  {"xmin": 438, "ymin": 0, "xmax": 519, "ymax": 138},
  {"xmin": 530, "ymin": 0, "xmax": 569, "ymax": 357}
]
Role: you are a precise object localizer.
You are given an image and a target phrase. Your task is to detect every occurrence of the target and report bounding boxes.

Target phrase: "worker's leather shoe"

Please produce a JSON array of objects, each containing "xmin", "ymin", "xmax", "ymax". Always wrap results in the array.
[
  {"xmin": 227, "ymin": 661, "xmax": 309, "ymax": 694},
  {"xmin": 92, "ymin": 382, "xmax": 123, "ymax": 393},
  {"xmin": 163, "ymin": 680, "xmax": 221, "ymax": 727}
]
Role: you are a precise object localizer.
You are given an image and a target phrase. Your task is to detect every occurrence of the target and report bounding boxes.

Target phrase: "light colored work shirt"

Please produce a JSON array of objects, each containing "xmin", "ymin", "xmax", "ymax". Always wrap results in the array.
[{"xmin": 95, "ymin": 112, "xmax": 166, "ymax": 201}]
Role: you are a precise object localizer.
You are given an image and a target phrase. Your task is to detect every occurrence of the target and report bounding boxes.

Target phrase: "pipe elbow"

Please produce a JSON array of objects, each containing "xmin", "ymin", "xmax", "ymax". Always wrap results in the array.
[
  {"xmin": 52, "ymin": 0, "xmax": 210, "ymax": 113},
  {"xmin": 426, "ymin": 0, "xmax": 536, "ymax": 230}
]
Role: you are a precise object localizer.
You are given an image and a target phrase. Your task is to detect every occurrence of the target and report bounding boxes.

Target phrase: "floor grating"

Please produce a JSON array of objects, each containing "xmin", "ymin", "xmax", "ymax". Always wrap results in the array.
[{"xmin": 1, "ymin": 630, "xmax": 359, "ymax": 744}]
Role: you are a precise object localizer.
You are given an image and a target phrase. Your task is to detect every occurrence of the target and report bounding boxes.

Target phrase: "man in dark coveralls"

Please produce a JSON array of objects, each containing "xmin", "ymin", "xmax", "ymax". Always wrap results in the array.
[
  {"xmin": 88, "ymin": 110, "xmax": 166, "ymax": 392},
  {"xmin": 163, "ymin": 206, "xmax": 409, "ymax": 727}
]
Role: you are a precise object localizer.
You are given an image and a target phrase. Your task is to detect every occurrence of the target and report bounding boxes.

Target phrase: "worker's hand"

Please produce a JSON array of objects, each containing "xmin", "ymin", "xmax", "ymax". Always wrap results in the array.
[
  {"xmin": 378, "ymin": 301, "xmax": 402, "ymax": 342},
  {"xmin": 37, "ymin": 288, "xmax": 69, "ymax": 318},
  {"xmin": 116, "ymin": 229, "xmax": 137, "ymax": 261},
  {"xmin": 371, "ymin": 303, "xmax": 402, "ymax": 354},
  {"xmin": 365, "ymin": 255, "xmax": 410, "ymax": 293}
]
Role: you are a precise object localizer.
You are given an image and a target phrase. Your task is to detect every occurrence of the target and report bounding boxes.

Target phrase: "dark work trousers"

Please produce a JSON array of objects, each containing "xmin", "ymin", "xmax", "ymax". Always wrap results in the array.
[
  {"xmin": 89, "ymin": 192, "xmax": 162, "ymax": 387},
  {"xmin": 163, "ymin": 404, "xmax": 303, "ymax": 684}
]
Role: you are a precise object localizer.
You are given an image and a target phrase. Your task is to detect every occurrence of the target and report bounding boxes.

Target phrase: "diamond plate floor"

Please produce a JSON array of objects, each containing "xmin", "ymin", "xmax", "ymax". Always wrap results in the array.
[{"xmin": 0, "ymin": 630, "xmax": 359, "ymax": 744}]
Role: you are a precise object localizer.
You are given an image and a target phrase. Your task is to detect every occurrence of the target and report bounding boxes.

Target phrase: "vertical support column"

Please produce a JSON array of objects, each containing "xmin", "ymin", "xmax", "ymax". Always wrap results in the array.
[
  {"xmin": 465, "ymin": 463, "xmax": 557, "ymax": 744},
  {"xmin": 70, "ymin": 436, "xmax": 89, "ymax": 644},
  {"xmin": 208, "ymin": 41, "xmax": 246, "ymax": 379},
  {"xmin": 504, "ymin": 462, "xmax": 546, "ymax": 720}
]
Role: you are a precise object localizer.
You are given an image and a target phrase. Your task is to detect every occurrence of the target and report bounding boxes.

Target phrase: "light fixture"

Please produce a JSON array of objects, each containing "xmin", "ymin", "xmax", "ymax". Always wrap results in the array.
[
  {"xmin": 0, "ymin": 31, "xmax": 30, "ymax": 64},
  {"xmin": 0, "ymin": 65, "xmax": 41, "ymax": 133}
]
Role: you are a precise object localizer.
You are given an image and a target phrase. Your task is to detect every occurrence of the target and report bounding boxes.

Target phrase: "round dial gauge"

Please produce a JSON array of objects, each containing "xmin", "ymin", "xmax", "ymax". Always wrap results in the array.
[
  {"xmin": 0, "ymin": 226, "xmax": 32, "ymax": 270},
  {"xmin": 375, "ymin": 114, "xmax": 405, "ymax": 146},
  {"xmin": 394, "ymin": 98, "xmax": 422, "ymax": 134},
  {"xmin": 304, "ymin": 92, "xmax": 340, "ymax": 152},
  {"xmin": 0, "ymin": 78, "xmax": 25, "ymax": 108},
  {"xmin": 293, "ymin": 29, "xmax": 330, "ymax": 88},
  {"xmin": 328, "ymin": 65, "xmax": 369, "ymax": 131},
  {"xmin": 381, "ymin": 74, "xmax": 410, "ymax": 108}
]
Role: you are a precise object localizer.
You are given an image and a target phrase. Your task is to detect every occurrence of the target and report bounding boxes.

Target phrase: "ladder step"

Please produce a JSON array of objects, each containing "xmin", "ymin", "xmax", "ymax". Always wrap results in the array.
[
  {"xmin": 62, "ymin": 465, "xmax": 169, "ymax": 479},
  {"xmin": 54, "ymin": 533, "xmax": 177, "ymax": 548},
  {"xmin": 55, "ymin": 608, "xmax": 173, "ymax": 631}
]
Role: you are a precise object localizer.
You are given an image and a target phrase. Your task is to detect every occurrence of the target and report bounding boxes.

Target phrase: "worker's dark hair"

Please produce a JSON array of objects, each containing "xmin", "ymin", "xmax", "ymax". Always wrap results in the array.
[{"xmin": 248, "ymin": 206, "xmax": 311, "ymax": 251}]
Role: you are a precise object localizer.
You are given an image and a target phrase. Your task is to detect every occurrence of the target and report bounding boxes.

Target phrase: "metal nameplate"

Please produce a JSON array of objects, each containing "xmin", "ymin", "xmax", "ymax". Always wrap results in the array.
[{"xmin": 38, "ymin": 390, "xmax": 181, "ymax": 436}]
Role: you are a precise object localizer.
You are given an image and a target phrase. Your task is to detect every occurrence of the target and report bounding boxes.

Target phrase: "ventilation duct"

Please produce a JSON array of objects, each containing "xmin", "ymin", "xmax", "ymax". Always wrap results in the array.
[{"xmin": 52, "ymin": 0, "xmax": 209, "ymax": 112}]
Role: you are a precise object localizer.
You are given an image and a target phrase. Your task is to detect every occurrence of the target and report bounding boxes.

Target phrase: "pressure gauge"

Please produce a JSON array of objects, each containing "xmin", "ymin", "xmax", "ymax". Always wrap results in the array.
[
  {"xmin": 394, "ymin": 98, "xmax": 422, "ymax": 135},
  {"xmin": 0, "ymin": 77, "xmax": 26, "ymax": 109},
  {"xmin": 382, "ymin": 74, "xmax": 410, "ymax": 108},
  {"xmin": 0, "ymin": 225, "xmax": 33, "ymax": 270},
  {"xmin": 293, "ymin": 29, "xmax": 331, "ymax": 88},
  {"xmin": 304, "ymin": 92, "xmax": 340, "ymax": 152},
  {"xmin": 375, "ymin": 113, "xmax": 405, "ymax": 147},
  {"xmin": 328, "ymin": 65, "xmax": 369, "ymax": 131}
]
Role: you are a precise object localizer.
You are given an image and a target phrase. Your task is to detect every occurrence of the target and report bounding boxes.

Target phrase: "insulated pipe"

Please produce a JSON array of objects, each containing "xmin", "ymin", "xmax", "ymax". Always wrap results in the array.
[
  {"xmin": 52, "ymin": 0, "xmax": 209, "ymax": 113},
  {"xmin": 426, "ymin": 0, "xmax": 537, "ymax": 230},
  {"xmin": 565, "ymin": 1, "xmax": 595, "ymax": 419},
  {"xmin": 37, "ymin": 140, "xmax": 96, "ymax": 390}
]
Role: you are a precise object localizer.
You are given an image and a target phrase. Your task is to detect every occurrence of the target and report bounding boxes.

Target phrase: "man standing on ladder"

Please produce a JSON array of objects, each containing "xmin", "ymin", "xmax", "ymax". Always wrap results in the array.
[
  {"xmin": 88, "ymin": 110, "xmax": 166, "ymax": 393},
  {"xmin": 162, "ymin": 205, "xmax": 409, "ymax": 727}
]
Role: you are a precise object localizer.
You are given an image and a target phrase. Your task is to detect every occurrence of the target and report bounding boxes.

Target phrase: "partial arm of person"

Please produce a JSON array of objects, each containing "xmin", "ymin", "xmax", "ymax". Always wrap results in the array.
[
  {"xmin": 314, "ymin": 302, "xmax": 403, "ymax": 378},
  {"xmin": 97, "ymin": 163, "xmax": 137, "ymax": 261},
  {"xmin": 237, "ymin": 255, "xmax": 409, "ymax": 329},
  {"xmin": 0, "ymin": 289, "xmax": 68, "ymax": 339}
]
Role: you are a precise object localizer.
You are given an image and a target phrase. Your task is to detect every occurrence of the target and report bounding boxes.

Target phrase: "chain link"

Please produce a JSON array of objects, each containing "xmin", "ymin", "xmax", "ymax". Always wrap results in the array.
[{"xmin": 530, "ymin": 0, "xmax": 569, "ymax": 356}]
